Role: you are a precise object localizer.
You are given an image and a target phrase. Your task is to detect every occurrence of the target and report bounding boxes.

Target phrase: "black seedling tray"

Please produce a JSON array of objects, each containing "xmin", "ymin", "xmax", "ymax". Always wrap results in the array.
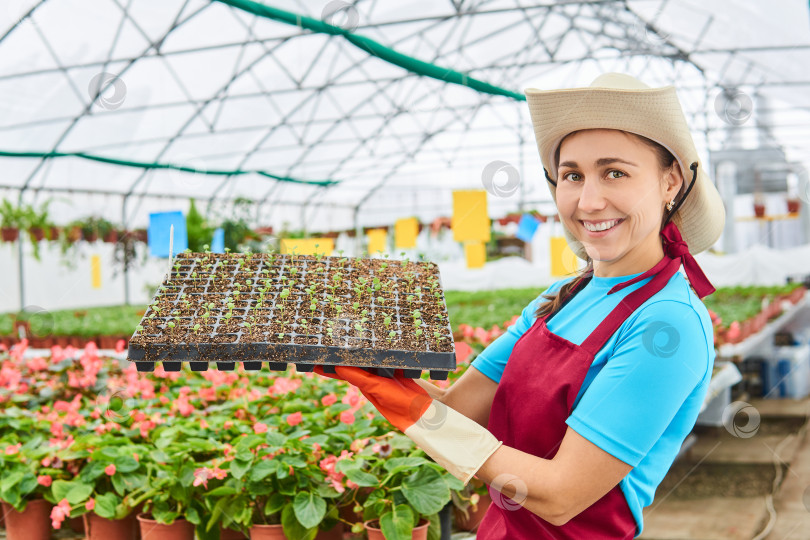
[{"xmin": 127, "ymin": 252, "xmax": 456, "ymax": 380}]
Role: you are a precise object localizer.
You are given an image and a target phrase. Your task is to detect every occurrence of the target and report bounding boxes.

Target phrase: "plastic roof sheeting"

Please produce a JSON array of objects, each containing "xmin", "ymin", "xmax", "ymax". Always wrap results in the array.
[{"xmin": 0, "ymin": 0, "xmax": 809, "ymax": 231}]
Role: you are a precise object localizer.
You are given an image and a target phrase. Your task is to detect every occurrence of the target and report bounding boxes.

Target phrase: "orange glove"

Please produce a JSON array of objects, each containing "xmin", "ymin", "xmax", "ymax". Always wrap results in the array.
[{"xmin": 314, "ymin": 366, "xmax": 502, "ymax": 484}]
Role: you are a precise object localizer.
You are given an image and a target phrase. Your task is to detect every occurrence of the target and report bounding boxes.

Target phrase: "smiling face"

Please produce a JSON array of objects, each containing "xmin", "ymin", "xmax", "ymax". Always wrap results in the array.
[{"xmin": 555, "ymin": 129, "xmax": 683, "ymax": 278}]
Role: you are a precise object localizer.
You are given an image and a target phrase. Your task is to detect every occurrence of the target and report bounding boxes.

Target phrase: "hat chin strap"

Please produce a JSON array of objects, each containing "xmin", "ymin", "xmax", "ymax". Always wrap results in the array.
[{"xmin": 662, "ymin": 162, "xmax": 699, "ymax": 227}]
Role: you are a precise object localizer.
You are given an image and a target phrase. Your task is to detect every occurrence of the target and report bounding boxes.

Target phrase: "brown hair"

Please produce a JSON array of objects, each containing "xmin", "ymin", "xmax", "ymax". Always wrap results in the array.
[{"xmin": 534, "ymin": 130, "xmax": 683, "ymax": 319}]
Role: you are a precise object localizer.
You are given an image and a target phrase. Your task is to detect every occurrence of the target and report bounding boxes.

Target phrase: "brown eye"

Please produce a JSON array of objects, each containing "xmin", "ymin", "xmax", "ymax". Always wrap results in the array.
[
  {"xmin": 563, "ymin": 172, "xmax": 581, "ymax": 182},
  {"xmin": 608, "ymin": 170, "xmax": 626, "ymax": 179}
]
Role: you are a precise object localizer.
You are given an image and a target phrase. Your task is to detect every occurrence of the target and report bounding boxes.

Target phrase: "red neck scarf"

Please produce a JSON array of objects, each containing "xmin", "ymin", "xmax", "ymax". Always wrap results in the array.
[{"xmin": 606, "ymin": 220, "xmax": 716, "ymax": 299}]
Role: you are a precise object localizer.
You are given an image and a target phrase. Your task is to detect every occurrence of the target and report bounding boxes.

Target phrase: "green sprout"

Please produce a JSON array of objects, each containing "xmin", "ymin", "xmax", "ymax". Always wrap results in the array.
[
  {"xmin": 383, "ymin": 316, "xmax": 391, "ymax": 328},
  {"xmin": 167, "ymin": 321, "xmax": 175, "ymax": 329},
  {"xmin": 193, "ymin": 323, "xmax": 201, "ymax": 334},
  {"xmin": 136, "ymin": 325, "xmax": 144, "ymax": 332}
]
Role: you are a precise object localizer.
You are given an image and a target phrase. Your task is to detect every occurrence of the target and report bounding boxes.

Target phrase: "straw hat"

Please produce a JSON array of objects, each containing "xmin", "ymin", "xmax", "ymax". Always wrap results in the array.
[{"xmin": 524, "ymin": 72, "xmax": 725, "ymax": 261}]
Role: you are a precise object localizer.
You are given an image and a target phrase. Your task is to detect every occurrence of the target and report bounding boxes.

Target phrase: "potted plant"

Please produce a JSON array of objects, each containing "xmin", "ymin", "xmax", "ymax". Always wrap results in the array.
[
  {"xmin": 20, "ymin": 200, "xmax": 54, "ymax": 261},
  {"xmin": 186, "ymin": 199, "xmax": 214, "ymax": 252},
  {"xmin": 62, "ymin": 436, "xmax": 152, "ymax": 540},
  {"xmin": 753, "ymin": 192, "xmax": 766, "ymax": 218},
  {"xmin": 220, "ymin": 420, "xmax": 346, "ymax": 539},
  {"xmin": 451, "ymin": 477, "xmax": 491, "ymax": 531},
  {"xmin": 0, "ymin": 427, "xmax": 64, "ymax": 540},
  {"xmin": 787, "ymin": 197, "xmax": 801, "ymax": 214},
  {"xmin": 0, "ymin": 199, "xmax": 23, "ymax": 242},
  {"xmin": 343, "ymin": 440, "xmax": 456, "ymax": 540}
]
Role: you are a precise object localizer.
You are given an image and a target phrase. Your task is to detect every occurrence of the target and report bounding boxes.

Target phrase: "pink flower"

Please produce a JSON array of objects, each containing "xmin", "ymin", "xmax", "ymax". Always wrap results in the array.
[
  {"xmin": 193, "ymin": 468, "xmax": 209, "ymax": 489},
  {"xmin": 224, "ymin": 420, "xmax": 233, "ymax": 429},
  {"xmin": 286, "ymin": 412, "xmax": 303, "ymax": 426},
  {"xmin": 85, "ymin": 498, "xmax": 95, "ymax": 511},
  {"xmin": 253, "ymin": 422, "xmax": 268, "ymax": 434},
  {"xmin": 50, "ymin": 498, "xmax": 71, "ymax": 529},
  {"xmin": 350, "ymin": 438, "xmax": 369, "ymax": 452},
  {"xmin": 321, "ymin": 393, "xmax": 337, "ymax": 406},
  {"xmin": 105, "ymin": 464, "xmax": 116, "ymax": 476},
  {"xmin": 37, "ymin": 475, "xmax": 52, "ymax": 487},
  {"xmin": 340, "ymin": 410, "xmax": 355, "ymax": 425},
  {"xmin": 115, "ymin": 339, "xmax": 126, "ymax": 353},
  {"xmin": 4, "ymin": 443, "xmax": 21, "ymax": 455}
]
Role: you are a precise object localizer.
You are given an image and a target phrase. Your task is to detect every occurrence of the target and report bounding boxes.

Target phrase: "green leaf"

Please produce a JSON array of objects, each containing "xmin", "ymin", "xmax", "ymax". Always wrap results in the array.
[
  {"xmin": 384, "ymin": 457, "xmax": 428, "ymax": 472},
  {"xmin": 186, "ymin": 505, "xmax": 201, "ymax": 525},
  {"xmin": 113, "ymin": 455, "xmax": 140, "ymax": 474},
  {"xmin": 93, "ymin": 492, "xmax": 120, "ymax": 520},
  {"xmin": 293, "ymin": 492, "xmax": 326, "ymax": 529},
  {"xmin": 343, "ymin": 467, "xmax": 378, "ymax": 487},
  {"xmin": 380, "ymin": 504, "xmax": 414, "ymax": 540},
  {"xmin": 427, "ymin": 514, "xmax": 441, "ymax": 540},
  {"xmin": 52, "ymin": 479, "xmax": 94, "ymax": 504},
  {"xmin": 229, "ymin": 459, "xmax": 251, "ymax": 480},
  {"xmin": 205, "ymin": 486, "xmax": 238, "ymax": 497},
  {"xmin": 401, "ymin": 468, "xmax": 450, "ymax": 515},
  {"xmin": 79, "ymin": 461, "xmax": 107, "ymax": 482},
  {"xmin": 249, "ymin": 460, "xmax": 278, "ymax": 482},
  {"xmin": 264, "ymin": 493, "xmax": 286, "ymax": 517},
  {"xmin": 281, "ymin": 503, "xmax": 317, "ymax": 540}
]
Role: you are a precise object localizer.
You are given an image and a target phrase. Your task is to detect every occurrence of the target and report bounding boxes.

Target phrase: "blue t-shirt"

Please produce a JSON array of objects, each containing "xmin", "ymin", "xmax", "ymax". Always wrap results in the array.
[{"xmin": 471, "ymin": 269, "xmax": 715, "ymax": 537}]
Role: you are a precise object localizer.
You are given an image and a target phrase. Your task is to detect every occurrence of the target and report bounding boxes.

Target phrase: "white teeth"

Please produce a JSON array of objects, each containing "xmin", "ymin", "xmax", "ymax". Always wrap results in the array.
[{"xmin": 583, "ymin": 219, "xmax": 621, "ymax": 232}]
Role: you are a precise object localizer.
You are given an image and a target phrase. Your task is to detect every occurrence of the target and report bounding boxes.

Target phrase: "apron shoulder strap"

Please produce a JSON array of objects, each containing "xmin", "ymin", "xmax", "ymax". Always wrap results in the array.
[{"xmin": 579, "ymin": 257, "xmax": 681, "ymax": 357}]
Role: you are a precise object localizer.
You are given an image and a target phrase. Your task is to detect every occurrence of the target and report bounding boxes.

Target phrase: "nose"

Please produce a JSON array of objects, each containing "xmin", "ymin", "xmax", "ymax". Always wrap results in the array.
[{"xmin": 577, "ymin": 176, "xmax": 607, "ymax": 213}]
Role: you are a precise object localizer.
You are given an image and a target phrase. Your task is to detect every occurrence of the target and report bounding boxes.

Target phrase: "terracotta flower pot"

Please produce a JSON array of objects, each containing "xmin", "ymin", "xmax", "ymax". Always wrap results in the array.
[
  {"xmin": 1, "ymin": 227, "xmax": 19, "ymax": 242},
  {"xmin": 1, "ymin": 499, "xmax": 53, "ymax": 540},
  {"xmin": 29, "ymin": 227, "xmax": 45, "ymax": 241},
  {"xmin": 753, "ymin": 203, "xmax": 766, "ymax": 218},
  {"xmin": 84, "ymin": 511, "xmax": 138, "ymax": 540},
  {"xmin": 220, "ymin": 525, "xmax": 248, "ymax": 539},
  {"xmin": 136, "ymin": 513, "xmax": 194, "ymax": 540},
  {"xmin": 104, "ymin": 230, "xmax": 119, "ymax": 243},
  {"xmin": 48, "ymin": 226, "xmax": 60, "ymax": 240},
  {"xmin": 453, "ymin": 492, "xmax": 492, "ymax": 531},
  {"xmin": 67, "ymin": 226, "xmax": 82, "ymax": 243},
  {"xmin": 249, "ymin": 523, "xmax": 286, "ymax": 539},
  {"xmin": 787, "ymin": 198, "xmax": 801, "ymax": 213},
  {"xmin": 364, "ymin": 519, "xmax": 429, "ymax": 540},
  {"xmin": 85, "ymin": 230, "xmax": 99, "ymax": 242},
  {"xmin": 314, "ymin": 521, "xmax": 344, "ymax": 540}
]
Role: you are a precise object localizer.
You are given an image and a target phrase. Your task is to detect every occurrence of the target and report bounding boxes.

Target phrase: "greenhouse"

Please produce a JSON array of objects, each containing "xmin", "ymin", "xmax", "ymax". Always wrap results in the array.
[{"xmin": 1, "ymin": 0, "xmax": 810, "ymax": 539}]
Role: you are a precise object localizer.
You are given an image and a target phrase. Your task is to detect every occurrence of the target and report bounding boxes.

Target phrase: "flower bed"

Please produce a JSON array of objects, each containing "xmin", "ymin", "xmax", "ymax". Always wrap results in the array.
[{"xmin": 0, "ymin": 339, "xmax": 477, "ymax": 540}]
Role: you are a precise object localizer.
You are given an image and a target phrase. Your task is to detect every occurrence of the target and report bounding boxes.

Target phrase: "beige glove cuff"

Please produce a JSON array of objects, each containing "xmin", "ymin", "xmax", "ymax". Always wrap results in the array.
[{"xmin": 403, "ymin": 400, "xmax": 502, "ymax": 485}]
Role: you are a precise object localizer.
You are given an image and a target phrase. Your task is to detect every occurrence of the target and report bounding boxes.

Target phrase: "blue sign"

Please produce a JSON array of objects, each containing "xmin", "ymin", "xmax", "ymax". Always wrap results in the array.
[
  {"xmin": 148, "ymin": 211, "xmax": 188, "ymax": 258},
  {"xmin": 211, "ymin": 228, "xmax": 225, "ymax": 254},
  {"xmin": 515, "ymin": 214, "xmax": 540, "ymax": 243}
]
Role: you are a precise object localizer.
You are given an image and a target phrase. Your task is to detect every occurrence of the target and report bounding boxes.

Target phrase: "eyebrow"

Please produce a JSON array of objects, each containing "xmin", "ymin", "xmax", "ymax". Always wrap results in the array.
[{"xmin": 558, "ymin": 158, "xmax": 639, "ymax": 168}]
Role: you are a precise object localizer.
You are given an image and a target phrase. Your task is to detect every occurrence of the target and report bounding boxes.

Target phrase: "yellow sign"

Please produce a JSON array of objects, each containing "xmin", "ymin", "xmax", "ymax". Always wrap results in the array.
[
  {"xmin": 367, "ymin": 229, "xmax": 387, "ymax": 255},
  {"xmin": 394, "ymin": 217, "xmax": 418, "ymax": 249},
  {"xmin": 90, "ymin": 255, "xmax": 102, "ymax": 289},
  {"xmin": 550, "ymin": 236, "xmax": 580, "ymax": 276},
  {"xmin": 280, "ymin": 238, "xmax": 334, "ymax": 256},
  {"xmin": 452, "ymin": 190, "xmax": 490, "ymax": 243},
  {"xmin": 464, "ymin": 241, "xmax": 486, "ymax": 269}
]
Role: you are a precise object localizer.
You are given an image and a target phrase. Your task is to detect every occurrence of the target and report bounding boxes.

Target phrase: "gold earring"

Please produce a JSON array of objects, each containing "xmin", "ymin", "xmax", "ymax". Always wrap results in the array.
[{"xmin": 666, "ymin": 200, "xmax": 675, "ymax": 212}]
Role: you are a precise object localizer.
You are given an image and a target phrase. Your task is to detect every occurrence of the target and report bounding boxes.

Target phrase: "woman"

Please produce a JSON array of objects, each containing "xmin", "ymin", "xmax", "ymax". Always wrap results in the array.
[{"xmin": 316, "ymin": 72, "xmax": 726, "ymax": 538}]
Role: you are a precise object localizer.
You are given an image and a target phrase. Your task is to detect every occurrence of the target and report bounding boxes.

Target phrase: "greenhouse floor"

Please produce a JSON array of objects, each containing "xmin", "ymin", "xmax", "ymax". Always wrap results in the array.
[{"xmin": 640, "ymin": 396, "xmax": 810, "ymax": 540}]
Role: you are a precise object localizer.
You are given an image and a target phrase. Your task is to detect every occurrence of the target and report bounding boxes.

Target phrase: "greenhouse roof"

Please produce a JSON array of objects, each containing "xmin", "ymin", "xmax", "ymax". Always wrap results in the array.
[{"xmin": 1, "ymin": 0, "xmax": 809, "ymax": 231}]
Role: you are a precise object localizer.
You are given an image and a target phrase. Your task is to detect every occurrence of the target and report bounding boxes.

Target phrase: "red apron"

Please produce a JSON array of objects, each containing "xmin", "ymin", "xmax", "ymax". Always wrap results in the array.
[{"xmin": 477, "ymin": 250, "xmax": 689, "ymax": 539}]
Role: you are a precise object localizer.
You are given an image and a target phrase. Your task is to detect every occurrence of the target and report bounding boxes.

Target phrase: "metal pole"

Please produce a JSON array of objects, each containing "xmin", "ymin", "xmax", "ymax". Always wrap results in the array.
[
  {"xmin": 16, "ymin": 189, "xmax": 25, "ymax": 311},
  {"xmin": 122, "ymin": 194, "xmax": 131, "ymax": 305}
]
